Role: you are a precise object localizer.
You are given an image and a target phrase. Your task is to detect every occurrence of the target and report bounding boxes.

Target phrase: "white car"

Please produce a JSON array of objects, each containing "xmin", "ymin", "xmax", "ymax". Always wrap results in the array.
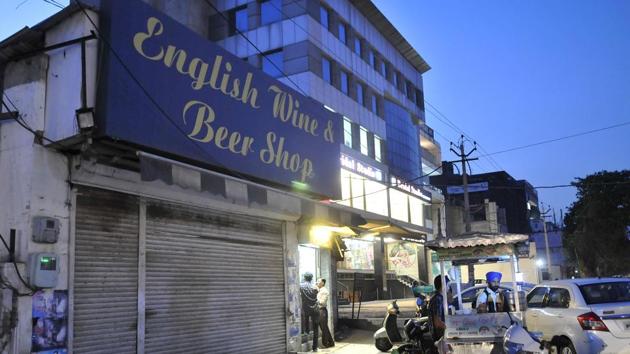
[{"xmin": 524, "ymin": 278, "xmax": 630, "ymax": 354}]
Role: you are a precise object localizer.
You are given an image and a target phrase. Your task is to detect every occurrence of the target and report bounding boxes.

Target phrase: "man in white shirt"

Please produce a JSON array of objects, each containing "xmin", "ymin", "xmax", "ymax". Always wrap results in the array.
[
  {"xmin": 475, "ymin": 271, "xmax": 509, "ymax": 313},
  {"xmin": 316, "ymin": 278, "xmax": 335, "ymax": 348}
]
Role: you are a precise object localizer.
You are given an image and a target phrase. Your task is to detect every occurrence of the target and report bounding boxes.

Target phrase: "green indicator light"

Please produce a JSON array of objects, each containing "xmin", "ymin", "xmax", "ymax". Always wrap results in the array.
[
  {"xmin": 291, "ymin": 181, "xmax": 310, "ymax": 191},
  {"xmin": 41, "ymin": 258, "xmax": 50, "ymax": 263}
]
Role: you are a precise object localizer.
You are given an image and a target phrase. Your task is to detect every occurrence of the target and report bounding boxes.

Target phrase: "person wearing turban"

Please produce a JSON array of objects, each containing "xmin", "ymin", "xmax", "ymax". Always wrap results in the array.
[{"xmin": 475, "ymin": 271, "xmax": 510, "ymax": 313}]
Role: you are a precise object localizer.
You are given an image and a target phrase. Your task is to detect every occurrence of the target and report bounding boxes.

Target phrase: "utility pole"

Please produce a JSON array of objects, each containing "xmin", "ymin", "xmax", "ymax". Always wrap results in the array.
[
  {"xmin": 450, "ymin": 135, "xmax": 478, "ymax": 284},
  {"xmin": 540, "ymin": 203, "xmax": 553, "ymax": 280},
  {"xmin": 450, "ymin": 135, "xmax": 478, "ymax": 233}
]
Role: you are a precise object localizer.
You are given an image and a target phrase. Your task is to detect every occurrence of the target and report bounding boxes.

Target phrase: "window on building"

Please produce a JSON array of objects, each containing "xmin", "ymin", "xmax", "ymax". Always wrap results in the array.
[
  {"xmin": 393, "ymin": 71, "xmax": 398, "ymax": 88},
  {"xmin": 262, "ymin": 50, "xmax": 283, "ymax": 78},
  {"xmin": 369, "ymin": 50, "xmax": 375, "ymax": 68},
  {"xmin": 390, "ymin": 189, "xmax": 409, "ymax": 222},
  {"xmin": 340, "ymin": 71, "xmax": 349, "ymax": 95},
  {"xmin": 320, "ymin": 5, "xmax": 329, "ymax": 30},
  {"xmin": 407, "ymin": 82, "xmax": 414, "ymax": 101},
  {"xmin": 360, "ymin": 126, "xmax": 369, "ymax": 156},
  {"xmin": 371, "ymin": 95, "xmax": 378, "ymax": 115},
  {"xmin": 322, "ymin": 57, "xmax": 332, "ymax": 84},
  {"xmin": 374, "ymin": 135, "xmax": 382, "ymax": 162},
  {"xmin": 231, "ymin": 6, "xmax": 248, "ymax": 34},
  {"xmin": 343, "ymin": 118, "xmax": 353, "ymax": 148},
  {"xmin": 354, "ymin": 37, "xmax": 362, "ymax": 56},
  {"xmin": 261, "ymin": 0, "xmax": 282, "ymax": 25},
  {"xmin": 402, "ymin": 79, "xmax": 408, "ymax": 97},
  {"xmin": 356, "ymin": 83, "xmax": 364, "ymax": 106},
  {"xmin": 380, "ymin": 60, "xmax": 387, "ymax": 77},
  {"xmin": 338, "ymin": 22, "xmax": 347, "ymax": 44},
  {"xmin": 409, "ymin": 196, "xmax": 425, "ymax": 226},
  {"xmin": 365, "ymin": 178, "xmax": 388, "ymax": 216}
]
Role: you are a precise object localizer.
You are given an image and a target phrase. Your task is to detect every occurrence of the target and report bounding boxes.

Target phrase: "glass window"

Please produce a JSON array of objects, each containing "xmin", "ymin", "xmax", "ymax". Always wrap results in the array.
[
  {"xmin": 402, "ymin": 80, "xmax": 408, "ymax": 97},
  {"xmin": 579, "ymin": 281, "xmax": 630, "ymax": 305},
  {"xmin": 350, "ymin": 172, "xmax": 365, "ymax": 210},
  {"xmin": 390, "ymin": 189, "xmax": 409, "ymax": 222},
  {"xmin": 380, "ymin": 60, "xmax": 387, "ymax": 77},
  {"xmin": 359, "ymin": 126, "xmax": 369, "ymax": 156},
  {"xmin": 339, "ymin": 169, "xmax": 352, "ymax": 207},
  {"xmin": 371, "ymin": 95, "xmax": 378, "ymax": 115},
  {"xmin": 409, "ymin": 196, "xmax": 424, "ymax": 226},
  {"xmin": 262, "ymin": 50, "xmax": 283, "ymax": 78},
  {"xmin": 320, "ymin": 5, "xmax": 329, "ymax": 29},
  {"xmin": 322, "ymin": 57, "xmax": 331, "ymax": 84},
  {"xmin": 393, "ymin": 72, "xmax": 398, "ymax": 88},
  {"xmin": 340, "ymin": 71, "xmax": 349, "ymax": 94},
  {"xmin": 548, "ymin": 288, "xmax": 571, "ymax": 308},
  {"xmin": 526, "ymin": 287, "xmax": 549, "ymax": 308},
  {"xmin": 369, "ymin": 50, "xmax": 375, "ymax": 68},
  {"xmin": 232, "ymin": 6, "xmax": 248, "ymax": 33},
  {"xmin": 338, "ymin": 22, "xmax": 347, "ymax": 44},
  {"xmin": 365, "ymin": 179, "xmax": 388, "ymax": 216},
  {"xmin": 343, "ymin": 118, "xmax": 353, "ymax": 148},
  {"xmin": 354, "ymin": 37, "xmax": 362, "ymax": 56},
  {"xmin": 374, "ymin": 135, "xmax": 382, "ymax": 162},
  {"xmin": 261, "ymin": 0, "xmax": 282, "ymax": 25},
  {"xmin": 356, "ymin": 83, "xmax": 364, "ymax": 106}
]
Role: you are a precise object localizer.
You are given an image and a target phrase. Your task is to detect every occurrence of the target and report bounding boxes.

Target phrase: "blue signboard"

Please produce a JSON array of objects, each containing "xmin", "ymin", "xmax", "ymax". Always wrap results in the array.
[{"xmin": 97, "ymin": 0, "xmax": 341, "ymax": 198}]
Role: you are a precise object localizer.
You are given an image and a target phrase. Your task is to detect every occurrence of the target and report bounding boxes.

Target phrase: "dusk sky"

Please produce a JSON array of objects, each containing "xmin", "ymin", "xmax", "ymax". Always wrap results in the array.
[{"xmin": 2, "ymin": 0, "xmax": 629, "ymax": 215}]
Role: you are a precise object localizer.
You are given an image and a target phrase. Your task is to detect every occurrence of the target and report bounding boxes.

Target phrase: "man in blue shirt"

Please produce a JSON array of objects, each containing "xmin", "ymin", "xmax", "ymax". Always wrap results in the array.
[{"xmin": 428, "ymin": 275, "xmax": 452, "ymax": 344}]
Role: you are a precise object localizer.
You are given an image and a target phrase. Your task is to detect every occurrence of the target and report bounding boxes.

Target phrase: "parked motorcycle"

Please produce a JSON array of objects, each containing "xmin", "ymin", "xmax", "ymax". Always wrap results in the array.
[{"xmin": 373, "ymin": 300, "xmax": 433, "ymax": 353}]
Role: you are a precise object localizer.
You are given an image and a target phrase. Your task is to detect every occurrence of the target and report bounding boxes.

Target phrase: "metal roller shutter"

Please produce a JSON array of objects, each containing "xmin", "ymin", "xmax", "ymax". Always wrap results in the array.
[
  {"xmin": 145, "ymin": 201, "xmax": 287, "ymax": 354},
  {"xmin": 74, "ymin": 187, "xmax": 139, "ymax": 354}
]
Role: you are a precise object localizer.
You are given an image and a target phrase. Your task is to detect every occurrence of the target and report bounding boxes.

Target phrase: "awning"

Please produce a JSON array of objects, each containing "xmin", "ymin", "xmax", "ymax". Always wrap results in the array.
[
  {"xmin": 425, "ymin": 232, "xmax": 528, "ymax": 250},
  {"xmin": 357, "ymin": 218, "xmax": 427, "ymax": 241}
]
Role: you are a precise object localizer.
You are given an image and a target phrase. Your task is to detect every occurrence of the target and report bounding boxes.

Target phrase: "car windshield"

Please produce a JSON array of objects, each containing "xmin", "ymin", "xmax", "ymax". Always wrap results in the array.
[{"xmin": 578, "ymin": 281, "xmax": 630, "ymax": 304}]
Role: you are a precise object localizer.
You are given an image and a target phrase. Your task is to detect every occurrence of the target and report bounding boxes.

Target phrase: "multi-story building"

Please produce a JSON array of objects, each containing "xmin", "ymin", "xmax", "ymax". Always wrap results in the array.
[{"xmin": 0, "ymin": 0, "xmax": 443, "ymax": 352}]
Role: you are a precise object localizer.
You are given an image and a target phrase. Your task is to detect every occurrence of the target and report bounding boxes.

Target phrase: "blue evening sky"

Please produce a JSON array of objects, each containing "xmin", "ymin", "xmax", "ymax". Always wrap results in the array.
[
  {"xmin": 373, "ymin": 0, "xmax": 630, "ymax": 213},
  {"xmin": 1, "ymin": 1, "xmax": 629, "ymax": 213}
]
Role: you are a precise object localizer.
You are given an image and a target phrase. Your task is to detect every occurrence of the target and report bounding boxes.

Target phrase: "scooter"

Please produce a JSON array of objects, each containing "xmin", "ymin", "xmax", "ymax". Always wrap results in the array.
[
  {"xmin": 373, "ymin": 300, "xmax": 433, "ymax": 353},
  {"xmin": 503, "ymin": 312, "xmax": 549, "ymax": 354}
]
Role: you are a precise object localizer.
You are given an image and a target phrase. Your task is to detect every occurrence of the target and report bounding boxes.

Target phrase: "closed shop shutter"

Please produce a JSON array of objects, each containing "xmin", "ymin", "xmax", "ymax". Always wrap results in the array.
[
  {"xmin": 144, "ymin": 200, "xmax": 287, "ymax": 353},
  {"xmin": 74, "ymin": 187, "xmax": 139, "ymax": 354}
]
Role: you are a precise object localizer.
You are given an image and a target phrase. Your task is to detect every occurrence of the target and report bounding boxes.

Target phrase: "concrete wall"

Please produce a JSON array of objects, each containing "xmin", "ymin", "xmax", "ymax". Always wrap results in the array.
[{"xmin": 1, "ymin": 53, "xmax": 73, "ymax": 354}]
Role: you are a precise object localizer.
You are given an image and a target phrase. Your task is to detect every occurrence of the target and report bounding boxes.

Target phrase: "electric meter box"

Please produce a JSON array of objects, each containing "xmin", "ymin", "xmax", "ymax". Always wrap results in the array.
[
  {"xmin": 29, "ymin": 253, "xmax": 59, "ymax": 288},
  {"xmin": 32, "ymin": 216, "xmax": 60, "ymax": 243}
]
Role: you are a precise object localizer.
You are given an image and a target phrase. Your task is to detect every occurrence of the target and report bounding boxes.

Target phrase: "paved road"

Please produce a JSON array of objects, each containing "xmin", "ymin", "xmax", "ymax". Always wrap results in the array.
[{"xmin": 298, "ymin": 329, "xmax": 384, "ymax": 354}]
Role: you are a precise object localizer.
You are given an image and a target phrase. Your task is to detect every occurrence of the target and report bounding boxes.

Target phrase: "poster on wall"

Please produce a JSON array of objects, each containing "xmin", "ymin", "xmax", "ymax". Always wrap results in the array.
[
  {"xmin": 32, "ymin": 290, "xmax": 68, "ymax": 354},
  {"xmin": 387, "ymin": 242, "xmax": 418, "ymax": 279}
]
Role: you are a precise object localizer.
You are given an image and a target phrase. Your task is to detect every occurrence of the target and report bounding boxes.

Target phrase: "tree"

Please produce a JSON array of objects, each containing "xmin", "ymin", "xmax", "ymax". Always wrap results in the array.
[{"xmin": 563, "ymin": 170, "xmax": 630, "ymax": 277}]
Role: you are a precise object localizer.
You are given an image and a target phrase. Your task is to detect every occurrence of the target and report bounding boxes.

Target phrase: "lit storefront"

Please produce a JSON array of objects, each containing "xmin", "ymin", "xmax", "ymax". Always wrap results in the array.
[{"xmin": 335, "ymin": 153, "xmax": 434, "ymax": 300}]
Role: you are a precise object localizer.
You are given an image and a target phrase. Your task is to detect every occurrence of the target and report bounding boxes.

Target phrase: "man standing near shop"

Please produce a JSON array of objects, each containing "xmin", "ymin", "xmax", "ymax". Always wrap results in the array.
[
  {"xmin": 300, "ymin": 272, "xmax": 319, "ymax": 352},
  {"xmin": 316, "ymin": 278, "xmax": 335, "ymax": 348}
]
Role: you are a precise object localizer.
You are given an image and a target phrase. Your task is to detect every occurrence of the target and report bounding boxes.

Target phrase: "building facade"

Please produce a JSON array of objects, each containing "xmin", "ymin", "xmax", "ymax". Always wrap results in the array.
[
  {"xmin": 200, "ymin": 0, "xmax": 444, "ymax": 302},
  {"xmin": 0, "ymin": 0, "xmax": 444, "ymax": 353},
  {"xmin": 530, "ymin": 220, "xmax": 566, "ymax": 280}
]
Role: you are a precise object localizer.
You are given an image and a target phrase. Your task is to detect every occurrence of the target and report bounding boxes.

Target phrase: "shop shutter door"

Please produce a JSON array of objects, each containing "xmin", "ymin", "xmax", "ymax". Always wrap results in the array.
[
  {"xmin": 145, "ymin": 201, "xmax": 286, "ymax": 354},
  {"xmin": 74, "ymin": 188, "xmax": 139, "ymax": 354}
]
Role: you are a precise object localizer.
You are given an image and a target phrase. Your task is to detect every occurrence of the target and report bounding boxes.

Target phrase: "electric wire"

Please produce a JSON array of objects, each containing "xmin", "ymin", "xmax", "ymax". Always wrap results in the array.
[{"xmin": 0, "ymin": 232, "xmax": 38, "ymax": 296}]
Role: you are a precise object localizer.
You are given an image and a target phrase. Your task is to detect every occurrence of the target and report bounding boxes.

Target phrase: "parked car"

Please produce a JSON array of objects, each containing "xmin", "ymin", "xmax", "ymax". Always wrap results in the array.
[
  {"xmin": 524, "ymin": 278, "xmax": 630, "ymax": 354},
  {"xmin": 450, "ymin": 283, "xmax": 534, "ymax": 311}
]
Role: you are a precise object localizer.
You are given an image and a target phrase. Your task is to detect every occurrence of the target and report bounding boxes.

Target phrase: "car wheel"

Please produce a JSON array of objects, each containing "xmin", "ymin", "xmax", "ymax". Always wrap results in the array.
[{"xmin": 558, "ymin": 338, "xmax": 577, "ymax": 354}]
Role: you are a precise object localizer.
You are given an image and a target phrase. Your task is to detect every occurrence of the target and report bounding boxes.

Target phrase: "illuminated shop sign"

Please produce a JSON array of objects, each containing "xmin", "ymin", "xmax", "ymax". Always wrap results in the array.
[
  {"xmin": 340, "ymin": 153, "xmax": 384, "ymax": 181},
  {"xmin": 390, "ymin": 176, "xmax": 431, "ymax": 201}
]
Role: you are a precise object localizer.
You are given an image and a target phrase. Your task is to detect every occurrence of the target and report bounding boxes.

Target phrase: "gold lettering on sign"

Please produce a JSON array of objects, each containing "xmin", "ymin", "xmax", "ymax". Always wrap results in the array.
[
  {"xmin": 132, "ymin": 17, "xmax": 260, "ymax": 109},
  {"xmin": 260, "ymin": 132, "xmax": 313, "ymax": 182},
  {"xmin": 268, "ymin": 85, "xmax": 319, "ymax": 137},
  {"xmin": 133, "ymin": 17, "xmax": 165, "ymax": 61},
  {"xmin": 182, "ymin": 100, "xmax": 255, "ymax": 156}
]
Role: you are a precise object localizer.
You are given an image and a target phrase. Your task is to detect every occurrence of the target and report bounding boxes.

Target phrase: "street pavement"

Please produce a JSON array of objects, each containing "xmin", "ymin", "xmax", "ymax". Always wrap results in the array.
[{"xmin": 298, "ymin": 328, "xmax": 384, "ymax": 354}]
